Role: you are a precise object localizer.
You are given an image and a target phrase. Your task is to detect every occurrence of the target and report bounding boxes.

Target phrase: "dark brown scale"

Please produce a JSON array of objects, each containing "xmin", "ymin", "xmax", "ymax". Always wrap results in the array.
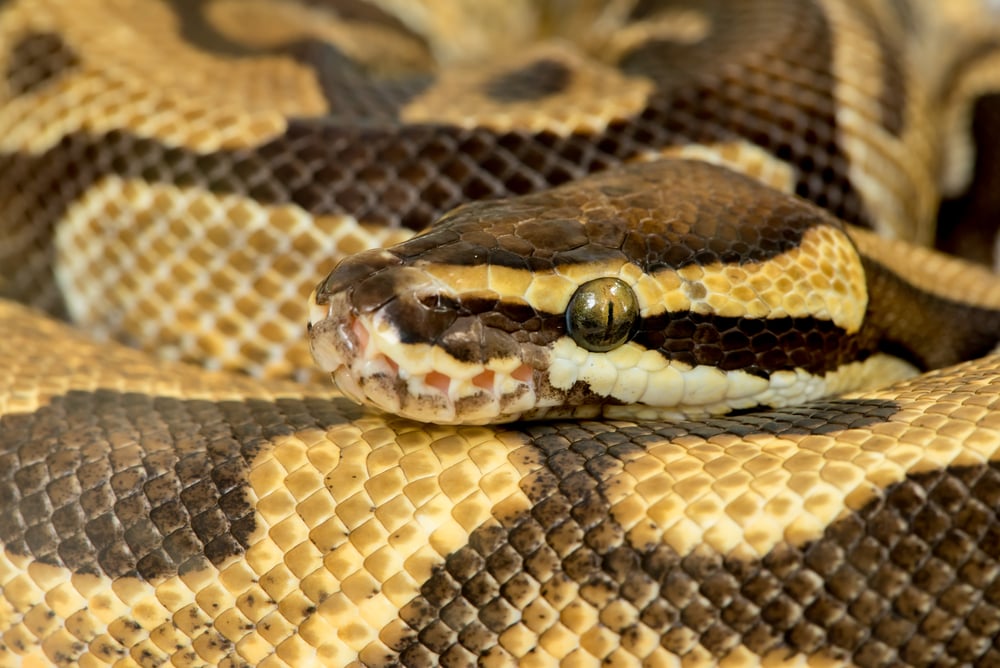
[
  {"xmin": 620, "ymin": 0, "xmax": 864, "ymax": 221},
  {"xmin": 484, "ymin": 60, "xmax": 573, "ymax": 102},
  {"xmin": 372, "ymin": 293, "xmax": 563, "ymax": 363},
  {"xmin": 5, "ymin": 32, "xmax": 79, "ymax": 96},
  {"xmin": 937, "ymin": 93, "xmax": 1000, "ymax": 265},
  {"xmin": 356, "ymin": 160, "xmax": 830, "ymax": 274}
]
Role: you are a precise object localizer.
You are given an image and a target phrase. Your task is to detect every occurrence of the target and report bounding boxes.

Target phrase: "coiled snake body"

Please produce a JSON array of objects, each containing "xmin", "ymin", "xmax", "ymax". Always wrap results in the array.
[{"xmin": 3, "ymin": 0, "xmax": 1000, "ymax": 666}]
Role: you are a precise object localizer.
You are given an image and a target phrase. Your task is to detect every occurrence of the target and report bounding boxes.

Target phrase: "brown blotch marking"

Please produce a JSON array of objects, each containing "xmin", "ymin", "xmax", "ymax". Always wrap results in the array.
[
  {"xmin": 166, "ymin": 0, "xmax": 423, "ymax": 55},
  {"xmin": 5, "ymin": 32, "xmax": 80, "ymax": 96},
  {"xmin": 0, "ymin": 390, "xmax": 354, "ymax": 580},
  {"xmin": 860, "ymin": 254, "xmax": 1000, "ymax": 370},
  {"xmin": 376, "ymin": 293, "xmax": 562, "ymax": 364},
  {"xmin": 937, "ymin": 93, "xmax": 1000, "ymax": 265},
  {"xmin": 161, "ymin": 0, "xmax": 432, "ymax": 118},
  {"xmin": 622, "ymin": 0, "xmax": 869, "ymax": 226},
  {"xmin": 484, "ymin": 59, "xmax": 574, "ymax": 102},
  {"xmin": 393, "ymin": 410, "xmax": 1000, "ymax": 666},
  {"xmin": 635, "ymin": 312, "xmax": 862, "ymax": 376},
  {"xmin": 384, "ymin": 160, "xmax": 834, "ymax": 271}
]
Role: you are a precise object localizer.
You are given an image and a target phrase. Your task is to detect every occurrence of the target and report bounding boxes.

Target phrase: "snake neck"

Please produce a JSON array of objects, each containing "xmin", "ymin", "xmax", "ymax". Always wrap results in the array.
[{"xmin": 855, "ymin": 230, "xmax": 1000, "ymax": 370}]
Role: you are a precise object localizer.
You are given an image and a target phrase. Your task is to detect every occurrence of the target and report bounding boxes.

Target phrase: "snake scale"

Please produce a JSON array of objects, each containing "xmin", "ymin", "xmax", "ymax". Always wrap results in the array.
[{"xmin": 3, "ymin": 0, "xmax": 1000, "ymax": 665}]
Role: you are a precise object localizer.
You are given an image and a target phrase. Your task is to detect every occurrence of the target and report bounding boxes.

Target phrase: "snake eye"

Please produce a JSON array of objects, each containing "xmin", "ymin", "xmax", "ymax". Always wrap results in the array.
[{"xmin": 566, "ymin": 277, "xmax": 639, "ymax": 352}]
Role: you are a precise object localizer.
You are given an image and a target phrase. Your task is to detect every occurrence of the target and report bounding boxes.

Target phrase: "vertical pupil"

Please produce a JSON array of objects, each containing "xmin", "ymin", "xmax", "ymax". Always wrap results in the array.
[{"xmin": 566, "ymin": 277, "xmax": 639, "ymax": 352}]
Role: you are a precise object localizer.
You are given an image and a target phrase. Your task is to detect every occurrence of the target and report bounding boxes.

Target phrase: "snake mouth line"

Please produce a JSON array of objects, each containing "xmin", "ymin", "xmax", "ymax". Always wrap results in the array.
[{"xmin": 309, "ymin": 297, "xmax": 540, "ymax": 423}]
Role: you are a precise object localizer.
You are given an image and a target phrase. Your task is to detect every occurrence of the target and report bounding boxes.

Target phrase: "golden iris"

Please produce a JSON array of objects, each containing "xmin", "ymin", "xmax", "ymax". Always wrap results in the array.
[{"xmin": 566, "ymin": 277, "xmax": 639, "ymax": 352}]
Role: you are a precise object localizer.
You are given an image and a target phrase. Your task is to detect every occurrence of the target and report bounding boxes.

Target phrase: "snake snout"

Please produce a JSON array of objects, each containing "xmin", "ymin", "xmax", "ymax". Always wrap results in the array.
[{"xmin": 308, "ymin": 256, "xmax": 547, "ymax": 423}]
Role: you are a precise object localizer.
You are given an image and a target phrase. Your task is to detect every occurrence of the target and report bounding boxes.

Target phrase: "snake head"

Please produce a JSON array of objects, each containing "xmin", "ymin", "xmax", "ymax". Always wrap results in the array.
[{"xmin": 309, "ymin": 160, "xmax": 885, "ymax": 425}]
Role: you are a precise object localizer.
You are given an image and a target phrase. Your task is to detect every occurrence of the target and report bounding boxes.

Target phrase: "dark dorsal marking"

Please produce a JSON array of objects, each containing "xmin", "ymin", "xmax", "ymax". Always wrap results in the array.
[
  {"xmin": 484, "ymin": 60, "xmax": 573, "ymax": 102},
  {"xmin": 619, "ymin": 0, "xmax": 870, "ymax": 227},
  {"xmin": 873, "ymin": 28, "xmax": 906, "ymax": 136},
  {"xmin": 861, "ymin": 253, "xmax": 1000, "ymax": 370},
  {"xmin": 0, "ymin": 390, "xmax": 355, "ymax": 580},
  {"xmin": 884, "ymin": 0, "xmax": 917, "ymax": 32},
  {"xmin": 937, "ymin": 93, "xmax": 1000, "ymax": 265},
  {"xmin": 160, "ymin": 0, "xmax": 433, "ymax": 120},
  {"xmin": 164, "ymin": 0, "xmax": 421, "ymax": 57},
  {"xmin": 632, "ymin": 312, "xmax": 861, "ymax": 377},
  {"xmin": 385, "ymin": 160, "xmax": 833, "ymax": 271},
  {"xmin": 394, "ymin": 416, "xmax": 1000, "ymax": 666},
  {"xmin": 6, "ymin": 32, "xmax": 80, "ymax": 97}
]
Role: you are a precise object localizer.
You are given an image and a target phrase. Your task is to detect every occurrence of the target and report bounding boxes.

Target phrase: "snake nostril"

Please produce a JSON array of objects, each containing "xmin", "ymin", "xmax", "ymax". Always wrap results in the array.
[{"xmin": 316, "ymin": 249, "xmax": 402, "ymax": 304}]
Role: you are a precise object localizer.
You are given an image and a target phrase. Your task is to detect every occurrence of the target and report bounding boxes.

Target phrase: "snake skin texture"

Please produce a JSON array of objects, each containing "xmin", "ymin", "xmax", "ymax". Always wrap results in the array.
[{"xmin": 3, "ymin": 0, "xmax": 1000, "ymax": 666}]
